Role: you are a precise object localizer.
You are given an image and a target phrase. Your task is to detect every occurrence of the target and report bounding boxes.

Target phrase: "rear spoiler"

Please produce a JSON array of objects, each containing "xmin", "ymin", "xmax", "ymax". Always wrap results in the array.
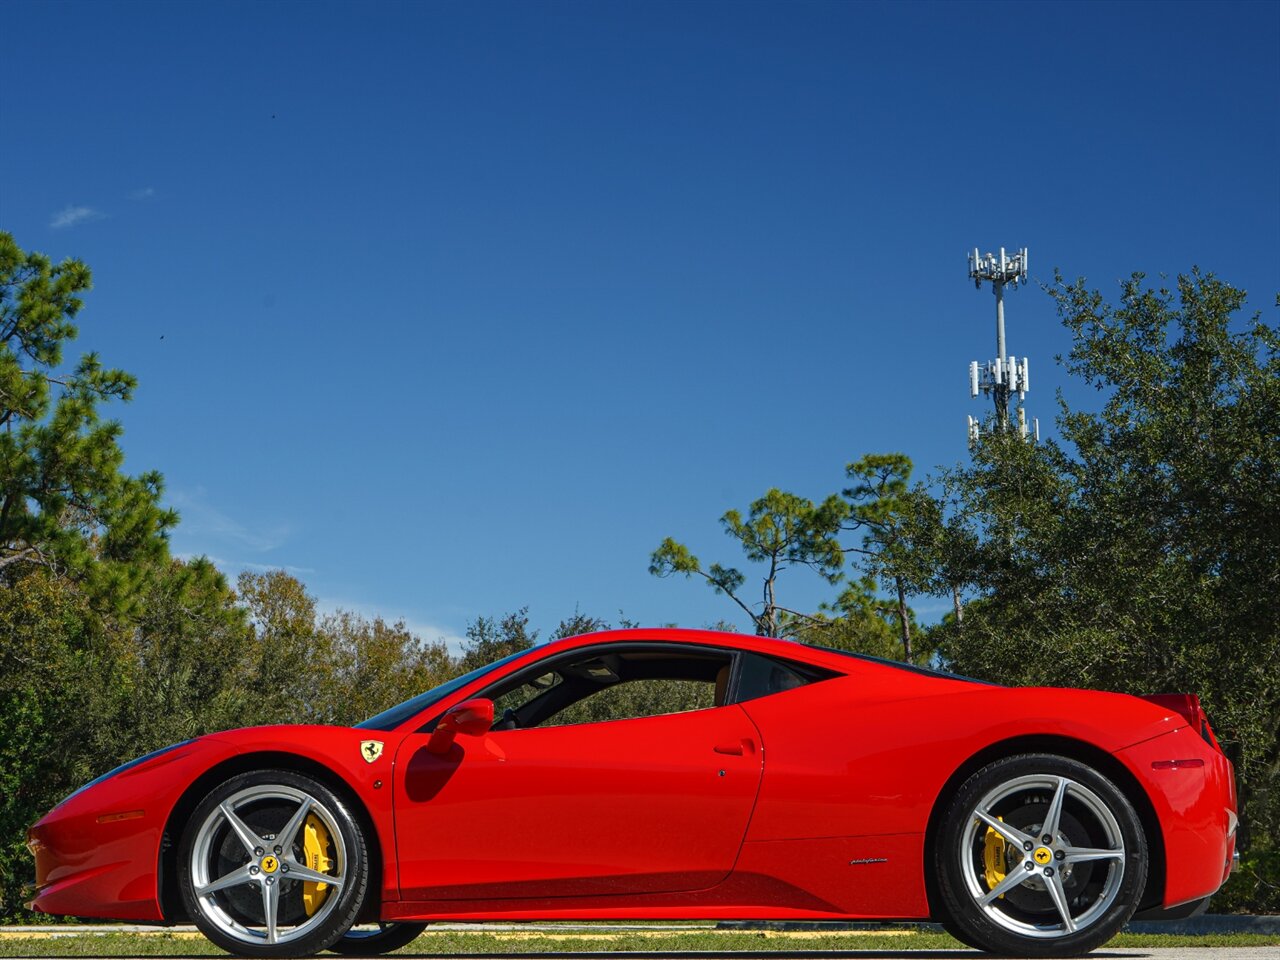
[{"xmin": 1139, "ymin": 693, "xmax": 1222, "ymax": 751}]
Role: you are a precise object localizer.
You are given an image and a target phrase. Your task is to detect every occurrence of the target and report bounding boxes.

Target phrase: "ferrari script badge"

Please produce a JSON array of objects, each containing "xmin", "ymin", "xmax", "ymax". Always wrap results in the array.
[{"xmin": 360, "ymin": 740, "xmax": 384, "ymax": 764}]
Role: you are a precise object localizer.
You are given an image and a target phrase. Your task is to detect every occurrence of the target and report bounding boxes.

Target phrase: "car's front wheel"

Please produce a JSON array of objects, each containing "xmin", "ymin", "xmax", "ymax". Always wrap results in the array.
[
  {"xmin": 178, "ymin": 769, "xmax": 369, "ymax": 958},
  {"xmin": 935, "ymin": 753, "xmax": 1147, "ymax": 957}
]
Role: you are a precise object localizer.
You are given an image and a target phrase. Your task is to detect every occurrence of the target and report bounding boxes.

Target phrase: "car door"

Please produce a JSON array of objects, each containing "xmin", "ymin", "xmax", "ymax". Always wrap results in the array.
[{"xmin": 392, "ymin": 701, "xmax": 762, "ymax": 901}]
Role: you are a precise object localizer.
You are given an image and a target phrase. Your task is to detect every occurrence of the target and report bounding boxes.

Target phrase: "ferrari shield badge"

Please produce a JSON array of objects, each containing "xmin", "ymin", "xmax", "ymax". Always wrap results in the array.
[{"xmin": 359, "ymin": 740, "xmax": 384, "ymax": 764}]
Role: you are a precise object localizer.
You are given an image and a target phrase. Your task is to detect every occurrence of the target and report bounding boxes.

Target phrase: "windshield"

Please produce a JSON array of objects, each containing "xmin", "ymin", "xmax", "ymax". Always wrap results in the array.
[{"xmin": 354, "ymin": 646, "xmax": 540, "ymax": 731}]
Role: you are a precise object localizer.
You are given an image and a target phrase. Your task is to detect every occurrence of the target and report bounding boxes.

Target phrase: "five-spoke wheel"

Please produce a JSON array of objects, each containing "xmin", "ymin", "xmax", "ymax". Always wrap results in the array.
[
  {"xmin": 178, "ymin": 770, "xmax": 369, "ymax": 958},
  {"xmin": 936, "ymin": 754, "xmax": 1147, "ymax": 957}
]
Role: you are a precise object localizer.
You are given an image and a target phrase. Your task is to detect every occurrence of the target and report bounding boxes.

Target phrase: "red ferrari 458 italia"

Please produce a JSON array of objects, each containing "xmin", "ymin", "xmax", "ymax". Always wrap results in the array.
[{"xmin": 29, "ymin": 629, "xmax": 1237, "ymax": 957}]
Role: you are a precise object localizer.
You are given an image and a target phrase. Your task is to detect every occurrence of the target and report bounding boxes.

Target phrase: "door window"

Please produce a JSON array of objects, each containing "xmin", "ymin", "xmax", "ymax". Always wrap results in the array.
[{"xmin": 481, "ymin": 647, "xmax": 733, "ymax": 731}]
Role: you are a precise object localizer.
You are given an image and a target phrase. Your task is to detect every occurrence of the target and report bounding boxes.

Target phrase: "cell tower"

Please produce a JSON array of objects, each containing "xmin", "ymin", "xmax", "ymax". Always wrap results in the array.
[{"xmin": 966, "ymin": 246, "xmax": 1038, "ymax": 445}]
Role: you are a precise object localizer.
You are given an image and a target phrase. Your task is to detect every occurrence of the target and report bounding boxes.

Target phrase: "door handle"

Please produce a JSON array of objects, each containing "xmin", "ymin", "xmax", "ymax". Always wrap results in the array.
[{"xmin": 714, "ymin": 738, "xmax": 755, "ymax": 756}]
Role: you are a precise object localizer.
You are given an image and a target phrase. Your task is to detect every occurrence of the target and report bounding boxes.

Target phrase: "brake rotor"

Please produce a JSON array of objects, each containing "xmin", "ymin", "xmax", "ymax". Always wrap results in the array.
[{"xmin": 996, "ymin": 802, "xmax": 1094, "ymax": 914}]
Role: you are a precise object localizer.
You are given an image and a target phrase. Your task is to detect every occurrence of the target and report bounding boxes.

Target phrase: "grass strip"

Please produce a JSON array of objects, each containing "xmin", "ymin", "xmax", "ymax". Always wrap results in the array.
[{"xmin": 2, "ymin": 930, "xmax": 1280, "ymax": 957}]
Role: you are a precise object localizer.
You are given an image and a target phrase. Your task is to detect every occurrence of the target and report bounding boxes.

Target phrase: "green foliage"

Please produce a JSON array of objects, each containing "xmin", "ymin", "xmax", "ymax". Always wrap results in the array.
[
  {"xmin": 549, "ymin": 679, "xmax": 715, "ymax": 728},
  {"xmin": 0, "ymin": 574, "xmax": 119, "ymax": 919},
  {"xmin": 0, "ymin": 559, "xmax": 255, "ymax": 919},
  {"xmin": 551, "ymin": 609, "xmax": 611, "ymax": 640},
  {"xmin": 650, "ymin": 472, "xmax": 939, "ymax": 658},
  {"xmin": 234, "ymin": 571, "xmax": 461, "ymax": 727},
  {"xmin": 460, "ymin": 607, "xmax": 538, "ymax": 671},
  {"xmin": 842, "ymin": 454, "xmax": 940, "ymax": 663},
  {"xmin": 124, "ymin": 558, "xmax": 250, "ymax": 744},
  {"xmin": 650, "ymin": 488, "xmax": 848, "ymax": 637},
  {"xmin": 321, "ymin": 609, "xmax": 456, "ymax": 726},
  {"xmin": 235, "ymin": 570, "xmax": 331, "ymax": 725},
  {"xmin": 0, "ymin": 233, "xmax": 175, "ymax": 611},
  {"xmin": 1213, "ymin": 848, "xmax": 1280, "ymax": 914},
  {"xmin": 793, "ymin": 575, "xmax": 904, "ymax": 658}
]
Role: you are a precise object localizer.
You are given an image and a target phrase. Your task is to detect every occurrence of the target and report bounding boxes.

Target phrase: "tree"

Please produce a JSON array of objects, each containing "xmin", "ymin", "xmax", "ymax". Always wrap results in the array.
[
  {"xmin": 0, "ymin": 573, "xmax": 130, "ymax": 920},
  {"xmin": 842, "ymin": 454, "xmax": 939, "ymax": 663},
  {"xmin": 793, "ymin": 575, "xmax": 903, "ymax": 658},
  {"xmin": 460, "ymin": 607, "xmax": 538, "ymax": 671},
  {"xmin": 321, "ymin": 610, "xmax": 457, "ymax": 726},
  {"xmin": 551, "ymin": 608, "xmax": 611, "ymax": 640},
  {"xmin": 0, "ymin": 233, "xmax": 175, "ymax": 610},
  {"xmin": 933, "ymin": 270, "xmax": 1280, "ymax": 903},
  {"xmin": 650, "ymin": 488, "xmax": 848, "ymax": 637},
  {"xmin": 126, "ymin": 558, "xmax": 250, "ymax": 745},
  {"xmin": 235, "ymin": 570, "xmax": 335, "ymax": 726}
]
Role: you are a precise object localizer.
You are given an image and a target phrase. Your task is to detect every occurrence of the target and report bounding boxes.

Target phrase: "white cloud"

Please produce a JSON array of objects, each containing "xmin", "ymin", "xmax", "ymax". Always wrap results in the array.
[
  {"xmin": 50, "ymin": 205, "xmax": 105, "ymax": 229},
  {"xmin": 175, "ymin": 553, "xmax": 315, "ymax": 578},
  {"xmin": 169, "ymin": 488, "xmax": 290, "ymax": 554},
  {"xmin": 130, "ymin": 187, "xmax": 156, "ymax": 200}
]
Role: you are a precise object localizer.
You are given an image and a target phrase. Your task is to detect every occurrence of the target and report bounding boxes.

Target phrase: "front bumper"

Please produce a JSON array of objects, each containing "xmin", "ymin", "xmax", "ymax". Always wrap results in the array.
[
  {"xmin": 27, "ymin": 738, "xmax": 237, "ymax": 921},
  {"xmin": 27, "ymin": 809, "xmax": 166, "ymax": 921}
]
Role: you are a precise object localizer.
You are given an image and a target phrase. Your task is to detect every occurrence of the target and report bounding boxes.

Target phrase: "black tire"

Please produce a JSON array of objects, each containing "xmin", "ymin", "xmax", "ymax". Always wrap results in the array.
[
  {"xmin": 329, "ymin": 923, "xmax": 428, "ymax": 955},
  {"xmin": 938, "ymin": 916, "xmax": 985, "ymax": 950},
  {"xmin": 934, "ymin": 754, "xmax": 1147, "ymax": 957},
  {"xmin": 178, "ymin": 769, "xmax": 369, "ymax": 958}
]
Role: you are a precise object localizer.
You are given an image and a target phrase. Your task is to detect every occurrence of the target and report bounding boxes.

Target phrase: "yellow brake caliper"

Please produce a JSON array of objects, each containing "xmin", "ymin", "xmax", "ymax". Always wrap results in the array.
[
  {"xmin": 302, "ymin": 814, "xmax": 334, "ymax": 916},
  {"xmin": 983, "ymin": 820, "xmax": 1008, "ymax": 896}
]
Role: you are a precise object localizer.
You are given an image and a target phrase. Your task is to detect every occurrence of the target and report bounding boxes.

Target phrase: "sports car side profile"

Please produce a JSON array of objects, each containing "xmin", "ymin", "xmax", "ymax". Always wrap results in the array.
[{"xmin": 28, "ymin": 628, "xmax": 1237, "ymax": 957}]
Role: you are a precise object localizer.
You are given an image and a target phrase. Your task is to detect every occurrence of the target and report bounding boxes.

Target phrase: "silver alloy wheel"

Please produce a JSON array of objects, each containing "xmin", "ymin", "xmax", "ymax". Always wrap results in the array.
[
  {"xmin": 189, "ymin": 783, "xmax": 348, "ymax": 947},
  {"xmin": 959, "ymin": 774, "xmax": 1126, "ymax": 940}
]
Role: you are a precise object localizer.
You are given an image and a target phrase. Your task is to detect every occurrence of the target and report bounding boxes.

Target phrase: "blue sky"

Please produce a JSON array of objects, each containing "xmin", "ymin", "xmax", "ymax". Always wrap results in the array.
[{"xmin": 4, "ymin": 0, "xmax": 1278, "ymax": 647}]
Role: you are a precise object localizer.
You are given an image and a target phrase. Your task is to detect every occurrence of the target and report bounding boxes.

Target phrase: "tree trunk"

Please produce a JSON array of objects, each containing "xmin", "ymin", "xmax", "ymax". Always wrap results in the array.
[
  {"xmin": 896, "ymin": 577, "xmax": 912, "ymax": 663},
  {"xmin": 952, "ymin": 584, "xmax": 964, "ymax": 624}
]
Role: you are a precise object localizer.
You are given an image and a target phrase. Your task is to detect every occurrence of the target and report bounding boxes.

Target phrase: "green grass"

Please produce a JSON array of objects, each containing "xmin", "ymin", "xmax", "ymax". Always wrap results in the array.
[{"xmin": 1, "ymin": 930, "xmax": 1279, "ymax": 957}]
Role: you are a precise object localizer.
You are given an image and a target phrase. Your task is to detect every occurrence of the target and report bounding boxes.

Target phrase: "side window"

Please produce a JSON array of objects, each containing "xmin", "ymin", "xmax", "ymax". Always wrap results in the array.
[
  {"xmin": 545, "ymin": 678, "xmax": 714, "ymax": 727},
  {"xmin": 490, "ymin": 671, "xmax": 562, "ymax": 719},
  {"xmin": 481, "ymin": 647, "xmax": 733, "ymax": 731},
  {"xmin": 734, "ymin": 651, "xmax": 818, "ymax": 702}
]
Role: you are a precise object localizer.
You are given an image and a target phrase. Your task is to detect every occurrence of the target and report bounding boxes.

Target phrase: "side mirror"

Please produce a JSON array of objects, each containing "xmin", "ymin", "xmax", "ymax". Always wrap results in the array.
[{"xmin": 426, "ymin": 698, "xmax": 495, "ymax": 755}]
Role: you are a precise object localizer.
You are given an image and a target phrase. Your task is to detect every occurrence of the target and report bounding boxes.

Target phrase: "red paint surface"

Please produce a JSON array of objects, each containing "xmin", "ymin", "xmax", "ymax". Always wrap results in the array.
[
  {"xmin": 1117, "ymin": 724, "xmax": 1238, "ymax": 907},
  {"xmin": 395, "ymin": 704, "xmax": 761, "ymax": 899},
  {"xmin": 27, "ymin": 628, "xmax": 1237, "ymax": 924}
]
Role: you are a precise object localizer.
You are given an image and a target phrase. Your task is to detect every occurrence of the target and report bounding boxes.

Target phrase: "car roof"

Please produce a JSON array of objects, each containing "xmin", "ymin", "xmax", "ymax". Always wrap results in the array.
[
  {"xmin": 536, "ymin": 628, "xmax": 990, "ymax": 686},
  {"xmin": 538, "ymin": 627, "xmax": 852, "ymax": 671}
]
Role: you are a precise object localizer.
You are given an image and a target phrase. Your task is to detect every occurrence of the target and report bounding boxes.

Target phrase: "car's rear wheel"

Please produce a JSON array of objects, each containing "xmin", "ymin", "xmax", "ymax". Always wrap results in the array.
[
  {"xmin": 935, "ymin": 754, "xmax": 1146, "ymax": 957},
  {"xmin": 329, "ymin": 922, "xmax": 428, "ymax": 954},
  {"xmin": 178, "ymin": 769, "xmax": 369, "ymax": 958}
]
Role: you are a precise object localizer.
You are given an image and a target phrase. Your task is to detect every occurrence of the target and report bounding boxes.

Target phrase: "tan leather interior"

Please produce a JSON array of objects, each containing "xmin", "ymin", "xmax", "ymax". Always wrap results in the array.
[{"xmin": 713, "ymin": 665, "xmax": 731, "ymax": 706}]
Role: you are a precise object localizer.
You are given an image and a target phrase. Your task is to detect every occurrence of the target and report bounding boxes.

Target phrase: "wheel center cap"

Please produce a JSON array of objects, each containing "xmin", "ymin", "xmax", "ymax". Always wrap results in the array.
[
  {"xmin": 260, "ymin": 855, "xmax": 279, "ymax": 874},
  {"xmin": 1033, "ymin": 846, "xmax": 1053, "ymax": 865}
]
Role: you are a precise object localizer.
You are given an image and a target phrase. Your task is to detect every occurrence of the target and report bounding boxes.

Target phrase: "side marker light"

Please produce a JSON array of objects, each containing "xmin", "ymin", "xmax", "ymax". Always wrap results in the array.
[{"xmin": 96, "ymin": 810, "xmax": 146, "ymax": 823}]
